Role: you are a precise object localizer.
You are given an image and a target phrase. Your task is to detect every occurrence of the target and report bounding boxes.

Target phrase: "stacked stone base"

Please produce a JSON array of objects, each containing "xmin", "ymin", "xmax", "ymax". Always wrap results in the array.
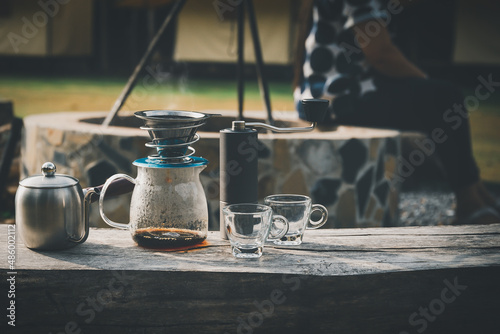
[{"xmin": 22, "ymin": 111, "xmax": 401, "ymax": 229}]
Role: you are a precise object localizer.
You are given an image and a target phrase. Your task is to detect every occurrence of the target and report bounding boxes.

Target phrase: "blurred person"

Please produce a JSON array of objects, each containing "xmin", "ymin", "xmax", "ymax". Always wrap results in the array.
[{"xmin": 293, "ymin": 0, "xmax": 500, "ymax": 224}]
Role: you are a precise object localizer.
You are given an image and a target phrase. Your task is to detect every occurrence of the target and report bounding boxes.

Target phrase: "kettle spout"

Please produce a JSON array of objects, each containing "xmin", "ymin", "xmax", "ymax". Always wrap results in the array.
[{"xmin": 84, "ymin": 187, "xmax": 100, "ymax": 204}]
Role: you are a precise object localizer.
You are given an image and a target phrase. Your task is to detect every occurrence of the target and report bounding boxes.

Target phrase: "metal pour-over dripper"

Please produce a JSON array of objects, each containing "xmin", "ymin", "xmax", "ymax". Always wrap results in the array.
[{"xmin": 134, "ymin": 110, "xmax": 219, "ymax": 162}]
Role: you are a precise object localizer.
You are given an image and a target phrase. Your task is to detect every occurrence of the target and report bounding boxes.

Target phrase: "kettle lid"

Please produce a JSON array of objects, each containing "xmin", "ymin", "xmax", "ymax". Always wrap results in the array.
[{"xmin": 19, "ymin": 162, "xmax": 79, "ymax": 189}]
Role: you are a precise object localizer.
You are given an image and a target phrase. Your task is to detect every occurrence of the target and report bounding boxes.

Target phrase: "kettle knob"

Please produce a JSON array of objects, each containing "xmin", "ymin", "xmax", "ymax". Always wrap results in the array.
[{"xmin": 41, "ymin": 162, "xmax": 56, "ymax": 176}]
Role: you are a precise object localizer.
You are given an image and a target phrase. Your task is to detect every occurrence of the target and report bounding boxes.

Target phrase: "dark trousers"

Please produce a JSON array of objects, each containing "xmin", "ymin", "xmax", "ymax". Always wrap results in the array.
[{"xmin": 327, "ymin": 76, "xmax": 479, "ymax": 191}]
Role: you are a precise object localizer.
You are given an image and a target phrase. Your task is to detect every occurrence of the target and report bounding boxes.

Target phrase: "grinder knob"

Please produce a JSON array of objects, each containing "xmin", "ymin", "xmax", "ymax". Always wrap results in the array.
[{"xmin": 302, "ymin": 99, "xmax": 329, "ymax": 123}]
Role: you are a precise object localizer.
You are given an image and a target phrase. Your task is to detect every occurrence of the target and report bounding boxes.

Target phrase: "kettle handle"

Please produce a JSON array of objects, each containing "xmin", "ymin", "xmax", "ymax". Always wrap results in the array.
[
  {"xmin": 66, "ymin": 187, "xmax": 99, "ymax": 244},
  {"xmin": 99, "ymin": 174, "xmax": 136, "ymax": 230}
]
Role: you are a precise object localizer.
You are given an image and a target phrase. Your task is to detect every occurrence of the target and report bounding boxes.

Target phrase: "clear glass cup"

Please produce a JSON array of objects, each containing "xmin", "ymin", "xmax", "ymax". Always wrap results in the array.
[
  {"xmin": 223, "ymin": 204, "xmax": 289, "ymax": 258},
  {"xmin": 264, "ymin": 194, "xmax": 328, "ymax": 245}
]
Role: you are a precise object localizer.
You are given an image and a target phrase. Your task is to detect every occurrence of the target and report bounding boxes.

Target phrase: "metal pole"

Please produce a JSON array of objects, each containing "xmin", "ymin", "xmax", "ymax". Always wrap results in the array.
[
  {"xmin": 99, "ymin": 0, "xmax": 109, "ymax": 72},
  {"xmin": 237, "ymin": 2, "xmax": 245, "ymax": 120},
  {"xmin": 245, "ymin": 0, "xmax": 273, "ymax": 125},
  {"xmin": 102, "ymin": 0, "xmax": 186, "ymax": 127}
]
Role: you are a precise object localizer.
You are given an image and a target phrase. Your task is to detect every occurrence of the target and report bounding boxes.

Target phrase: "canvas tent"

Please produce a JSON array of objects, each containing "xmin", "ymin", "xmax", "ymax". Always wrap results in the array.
[
  {"xmin": 453, "ymin": 0, "xmax": 500, "ymax": 65},
  {"xmin": 0, "ymin": 0, "xmax": 93, "ymax": 56},
  {"xmin": 173, "ymin": 0, "xmax": 297, "ymax": 65}
]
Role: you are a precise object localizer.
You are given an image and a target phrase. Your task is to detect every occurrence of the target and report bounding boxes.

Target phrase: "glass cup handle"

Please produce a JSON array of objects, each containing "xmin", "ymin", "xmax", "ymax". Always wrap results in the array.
[
  {"xmin": 307, "ymin": 204, "xmax": 328, "ymax": 229},
  {"xmin": 268, "ymin": 215, "xmax": 289, "ymax": 240},
  {"xmin": 99, "ymin": 174, "xmax": 135, "ymax": 230}
]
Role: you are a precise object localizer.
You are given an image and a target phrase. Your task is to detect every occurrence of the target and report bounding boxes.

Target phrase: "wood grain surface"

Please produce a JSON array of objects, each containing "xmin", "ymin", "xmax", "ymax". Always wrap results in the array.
[{"xmin": 1, "ymin": 224, "xmax": 499, "ymax": 333}]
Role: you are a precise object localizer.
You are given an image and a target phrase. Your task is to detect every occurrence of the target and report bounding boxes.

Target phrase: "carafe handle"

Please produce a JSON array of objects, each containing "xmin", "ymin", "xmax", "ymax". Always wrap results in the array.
[{"xmin": 99, "ymin": 174, "xmax": 136, "ymax": 230}]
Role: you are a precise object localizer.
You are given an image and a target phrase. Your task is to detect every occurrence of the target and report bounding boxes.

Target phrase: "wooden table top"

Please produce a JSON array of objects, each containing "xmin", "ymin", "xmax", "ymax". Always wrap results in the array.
[
  {"xmin": 3, "ymin": 224, "xmax": 500, "ymax": 333},
  {"xmin": 3, "ymin": 224, "xmax": 500, "ymax": 275}
]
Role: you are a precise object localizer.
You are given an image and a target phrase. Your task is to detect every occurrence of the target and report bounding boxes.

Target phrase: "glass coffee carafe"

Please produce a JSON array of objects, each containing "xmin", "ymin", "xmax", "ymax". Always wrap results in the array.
[
  {"xmin": 100, "ymin": 158, "xmax": 208, "ymax": 248},
  {"xmin": 99, "ymin": 110, "xmax": 218, "ymax": 248}
]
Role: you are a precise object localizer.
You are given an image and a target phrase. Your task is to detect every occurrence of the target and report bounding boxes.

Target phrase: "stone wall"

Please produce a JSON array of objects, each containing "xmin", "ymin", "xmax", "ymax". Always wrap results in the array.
[{"xmin": 22, "ymin": 111, "xmax": 401, "ymax": 230}]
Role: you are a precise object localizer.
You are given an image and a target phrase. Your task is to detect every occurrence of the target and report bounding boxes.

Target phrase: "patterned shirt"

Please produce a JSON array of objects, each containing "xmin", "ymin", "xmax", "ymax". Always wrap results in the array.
[{"xmin": 295, "ymin": 0, "xmax": 388, "ymax": 120}]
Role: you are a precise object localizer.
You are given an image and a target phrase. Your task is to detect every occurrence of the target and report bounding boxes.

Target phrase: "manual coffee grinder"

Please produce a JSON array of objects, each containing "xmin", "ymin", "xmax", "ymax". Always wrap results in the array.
[
  {"xmin": 219, "ymin": 99, "xmax": 328, "ymax": 239},
  {"xmin": 99, "ymin": 110, "xmax": 219, "ymax": 248}
]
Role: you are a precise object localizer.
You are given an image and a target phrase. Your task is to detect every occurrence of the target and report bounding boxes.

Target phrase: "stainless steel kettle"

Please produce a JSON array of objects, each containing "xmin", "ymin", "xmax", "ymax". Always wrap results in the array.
[
  {"xmin": 15, "ymin": 162, "xmax": 133, "ymax": 250},
  {"xmin": 15, "ymin": 162, "xmax": 97, "ymax": 250}
]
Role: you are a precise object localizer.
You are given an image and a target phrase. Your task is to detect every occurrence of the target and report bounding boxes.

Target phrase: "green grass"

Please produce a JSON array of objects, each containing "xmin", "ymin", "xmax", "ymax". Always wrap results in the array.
[
  {"xmin": 461, "ymin": 87, "xmax": 500, "ymax": 182},
  {"xmin": 0, "ymin": 75, "xmax": 499, "ymax": 182},
  {"xmin": 0, "ymin": 75, "xmax": 295, "ymax": 117}
]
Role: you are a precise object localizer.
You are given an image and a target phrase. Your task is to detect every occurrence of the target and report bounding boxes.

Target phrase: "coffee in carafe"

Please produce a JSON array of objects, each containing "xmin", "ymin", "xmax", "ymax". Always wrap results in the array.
[{"xmin": 132, "ymin": 228, "xmax": 206, "ymax": 249}]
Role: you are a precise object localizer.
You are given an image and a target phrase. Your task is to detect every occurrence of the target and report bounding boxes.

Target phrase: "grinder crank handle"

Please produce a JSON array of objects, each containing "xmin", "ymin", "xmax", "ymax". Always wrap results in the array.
[{"xmin": 243, "ymin": 99, "xmax": 329, "ymax": 133}]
